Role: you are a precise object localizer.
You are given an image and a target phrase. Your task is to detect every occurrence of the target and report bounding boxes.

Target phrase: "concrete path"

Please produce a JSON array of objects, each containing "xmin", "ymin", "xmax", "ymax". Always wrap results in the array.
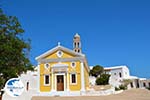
[{"xmin": 32, "ymin": 89, "xmax": 150, "ymax": 100}]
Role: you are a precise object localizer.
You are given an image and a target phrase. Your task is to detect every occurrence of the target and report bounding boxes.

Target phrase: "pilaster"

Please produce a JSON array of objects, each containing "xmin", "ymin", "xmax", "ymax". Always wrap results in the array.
[
  {"xmin": 67, "ymin": 68, "xmax": 70, "ymax": 91},
  {"xmin": 80, "ymin": 62, "xmax": 85, "ymax": 91}
]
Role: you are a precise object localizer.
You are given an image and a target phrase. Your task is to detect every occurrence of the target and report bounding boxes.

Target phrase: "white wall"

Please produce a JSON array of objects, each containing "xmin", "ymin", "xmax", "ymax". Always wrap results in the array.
[
  {"xmin": 89, "ymin": 76, "xmax": 96, "ymax": 86},
  {"xmin": 19, "ymin": 71, "xmax": 38, "ymax": 91},
  {"xmin": 140, "ymin": 79, "xmax": 150, "ymax": 88},
  {"xmin": 89, "ymin": 66, "xmax": 131, "ymax": 87},
  {"xmin": 105, "ymin": 66, "xmax": 130, "ymax": 87},
  {"xmin": 2, "ymin": 70, "xmax": 38, "ymax": 100},
  {"xmin": 89, "ymin": 65, "xmax": 150, "ymax": 90}
]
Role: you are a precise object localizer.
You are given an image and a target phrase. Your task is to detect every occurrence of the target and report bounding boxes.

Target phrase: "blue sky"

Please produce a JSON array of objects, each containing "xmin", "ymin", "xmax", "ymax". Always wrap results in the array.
[{"xmin": 1, "ymin": 0, "xmax": 150, "ymax": 78}]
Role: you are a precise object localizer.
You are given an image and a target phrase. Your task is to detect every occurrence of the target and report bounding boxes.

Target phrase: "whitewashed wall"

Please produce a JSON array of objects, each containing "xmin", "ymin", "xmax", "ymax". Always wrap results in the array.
[{"xmin": 2, "ymin": 70, "xmax": 38, "ymax": 100}]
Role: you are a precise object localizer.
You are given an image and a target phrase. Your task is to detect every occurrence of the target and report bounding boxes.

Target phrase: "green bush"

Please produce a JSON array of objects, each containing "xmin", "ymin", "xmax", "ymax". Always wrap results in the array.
[
  {"xmin": 119, "ymin": 85, "xmax": 127, "ymax": 90},
  {"xmin": 146, "ymin": 87, "xmax": 150, "ymax": 90},
  {"xmin": 115, "ymin": 85, "xmax": 127, "ymax": 91},
  {"xmin": 115, "ymin": 87, "xmax": 120, "ymax": 91},
  {"xmin": 96, "ymin": 74, "xmax": 110, "ymax": 85}
]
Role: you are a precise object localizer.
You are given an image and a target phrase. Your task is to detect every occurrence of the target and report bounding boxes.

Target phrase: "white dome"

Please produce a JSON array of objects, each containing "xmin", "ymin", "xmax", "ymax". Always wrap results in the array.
[{"xmin": 74, "ymin": 33, "xmax": 80, "ymax": 37}]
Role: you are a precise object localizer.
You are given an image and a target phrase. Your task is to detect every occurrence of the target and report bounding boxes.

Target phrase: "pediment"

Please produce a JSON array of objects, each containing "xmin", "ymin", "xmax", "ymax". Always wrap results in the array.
[{"xmin": 36, "ymin": 45, "xmax": 85, "ymax": 61}]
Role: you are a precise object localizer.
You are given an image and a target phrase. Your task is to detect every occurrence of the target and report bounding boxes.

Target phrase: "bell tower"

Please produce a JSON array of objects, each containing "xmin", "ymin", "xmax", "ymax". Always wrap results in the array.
[{"xmin": 73, "ymin": 33, "xmax": 81, "ymax": 53}]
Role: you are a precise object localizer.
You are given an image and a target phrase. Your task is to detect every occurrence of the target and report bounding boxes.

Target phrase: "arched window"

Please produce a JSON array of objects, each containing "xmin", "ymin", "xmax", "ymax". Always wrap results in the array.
[
  {"xmin": 78, "ymin": 50, "xmax": 80, "ymax": 53},
  {"xmin": 78, "ymin": 42, "xmax": 80, "ymax": 48},
  {"xmin": 74, "ymin": 42, "xmax": 76, "ymax": 47}
]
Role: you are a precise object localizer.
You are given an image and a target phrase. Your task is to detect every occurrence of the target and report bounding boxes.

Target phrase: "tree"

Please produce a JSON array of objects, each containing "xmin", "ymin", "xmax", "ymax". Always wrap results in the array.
[
  {"xmin": 90, "ymin": 65, "xmax": 104, "ymax": 77},
  {"xmin": 0, "ymin": 8, "xmax": 33, "ymax": 93},
  {"xmin": 96, "ymin": 74, "xmax": 110, "ymax": 85}
]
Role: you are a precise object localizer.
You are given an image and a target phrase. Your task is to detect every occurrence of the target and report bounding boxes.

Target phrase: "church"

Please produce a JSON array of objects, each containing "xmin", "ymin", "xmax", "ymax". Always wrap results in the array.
[{"xmin": 35, "ymin": 33, "xmax": 90, "ymax": 96}]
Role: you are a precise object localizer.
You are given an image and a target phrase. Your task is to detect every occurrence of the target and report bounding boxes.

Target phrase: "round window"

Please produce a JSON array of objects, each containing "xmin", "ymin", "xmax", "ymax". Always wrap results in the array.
[
  {"xmin": 71, "ymin": 62, "xmax": 76, "ymax": 68},
  {"xmin": 45, "ymin": 63, "xmax": 50, "ymax": 69},
  {"xmin": 57, "ymin": 50, "xmax": 63, "ymax": 57}
]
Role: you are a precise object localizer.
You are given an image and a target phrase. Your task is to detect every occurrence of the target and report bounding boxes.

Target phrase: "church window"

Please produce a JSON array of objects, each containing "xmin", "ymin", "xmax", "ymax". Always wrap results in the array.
[
  {"xmin": 70, "ymin": 73, "xmax": 77, "ymax": 84},
  {"xmin": 44, "ymin": 63, "xmax": 50, "ymax": 69},
  {"xmin": 44, "ymin": 75, "xmax": 50, "ymax": 86},
  {"xmin": 57, "ymin": 50, "xmax": 63, "ymax": 57},
  {"xmin": 71, "ymin": 62, "xmax": 76, "ymax": 68}
]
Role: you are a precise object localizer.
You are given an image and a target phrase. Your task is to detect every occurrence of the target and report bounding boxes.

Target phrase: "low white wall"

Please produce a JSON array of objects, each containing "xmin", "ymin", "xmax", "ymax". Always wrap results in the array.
[{"xmin": 2, "ymin": 71, "xmax": 38, "ymax": 100}]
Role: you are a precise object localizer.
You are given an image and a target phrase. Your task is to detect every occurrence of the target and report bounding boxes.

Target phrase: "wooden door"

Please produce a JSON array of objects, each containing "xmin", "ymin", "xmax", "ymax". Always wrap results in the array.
[{"xmin": 57, "ymin": 75, "xmax": 64, "ymax": 91}]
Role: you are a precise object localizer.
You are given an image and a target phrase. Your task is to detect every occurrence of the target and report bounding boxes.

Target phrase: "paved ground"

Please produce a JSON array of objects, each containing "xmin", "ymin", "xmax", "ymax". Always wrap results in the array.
[{"xmin": 32, "ymin": 89, "xmax": 150, "ymax": 100}]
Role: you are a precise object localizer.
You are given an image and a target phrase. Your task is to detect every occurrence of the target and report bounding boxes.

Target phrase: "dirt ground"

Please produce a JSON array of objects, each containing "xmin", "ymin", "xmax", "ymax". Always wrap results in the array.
[{"xmin": 32, "ymin": 89, "xmax": 150, "ymax": 100}]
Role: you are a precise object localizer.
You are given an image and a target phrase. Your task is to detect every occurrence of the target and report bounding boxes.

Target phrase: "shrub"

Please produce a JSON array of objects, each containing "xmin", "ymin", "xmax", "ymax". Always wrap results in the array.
[
  {"xmin": 146, "ymin": 87, "xmax": 150, "ymax": 90},
  {"xmin": 115, "ymin": 85, "xmax": 127, "ymax": 91},
  {"xmin": 115, "ymin": 87, "xmax": 120, "ymax": 91},
  {"xmin": 119, "ymin": 85, "xmax": 127, "ymax": 90},
  {"xmin": 96, "ymin": 74, "xmax": 110, "ymax": 85}
]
